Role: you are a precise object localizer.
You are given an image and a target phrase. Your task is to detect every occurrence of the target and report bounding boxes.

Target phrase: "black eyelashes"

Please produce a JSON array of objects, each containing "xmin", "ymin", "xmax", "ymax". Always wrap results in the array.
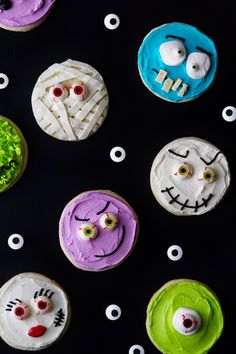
[
  {"xmin": 168, "ymin": 149, "xmax": 189, "ymax": 158},
  {"xmin": 5, "ymin": 298, "xmax": 22, "ymax": 311},
  {"xmin": 75, "ymin": 216, "xmax": 90, "ymax": 222},
  {"xmin": 96, "ymin": 201, "xmax": 110, "ymax": 215},
  {"xmin": 200, "ymin": 151, "xmax": 221, "ymax": 166},
  {"xmin": 54, "ymin": 308, "xmax": 65, "ymax": 327},
  {"xmin": 34, "ymin": 288, "xmax": 54, "ymax": 299}
]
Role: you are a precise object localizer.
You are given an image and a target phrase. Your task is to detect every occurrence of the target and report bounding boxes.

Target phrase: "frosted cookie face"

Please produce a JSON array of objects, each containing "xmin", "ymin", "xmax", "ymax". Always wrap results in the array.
[
  {"xmin": 0, "ymin": 273, "xmax": 70, "ymax": 351},
  {"xmin": 32, "ymin": 59, "xmax": 109, "ymax": 141},
  {"xmin": 138, "ymin": 22, "xmax": 217, "ymax": 102},
  {"xmin": 150, "ymin": 137, "xmax": 230, "ymax": 215},
  {"xmin": 59, "ymin": 190, "xmax": 139, "ymax": 271},
  {"xmin": 146, "ymin": 279, "xmax": 224, "ymax": 354}
]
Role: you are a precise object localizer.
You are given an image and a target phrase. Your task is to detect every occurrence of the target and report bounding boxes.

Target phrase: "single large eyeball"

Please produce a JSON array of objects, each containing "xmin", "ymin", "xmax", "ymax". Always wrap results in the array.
[
  {"xmin": 203, "ymin": 168, "xmax": 215, "ymax": 183},
  {"xmin": 78, "ymin": 223, "xmax": 98, "ymax": 240},
  {"xmin": 172, "ymin": 307, "xmax": 201, "ymax": 336},
  {"xmin": 13, "ymin": 301, "xmax": 30, "ymax": 320},
  {"xmin": 159, "ymin": 41, "xmax": 186, "ymax": 66},
  {"xmin": 70, "ymin": 82, "xmax": 86, "ymax": 101},
  {"xmin": 100, "ymin": 212, "xmax": 118, "ymax": 230},
  {"xmin": 186, "ymin": 52, "xmax": 211, "ymax": 79},
  {"xmin": 34, "ymin": 296, "xmax": 52, "ymax": 314},
  {"xmin": 49, "ymin": 84, "xmax": 68, "ymax": 102}
]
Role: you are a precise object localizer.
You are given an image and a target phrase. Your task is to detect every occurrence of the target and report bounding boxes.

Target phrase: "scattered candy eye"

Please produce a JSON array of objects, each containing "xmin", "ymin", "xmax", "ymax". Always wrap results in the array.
[
  {"xmin": 0, "ymin": 73, "xmax": 9, "ymax": 89},
  {"xmin": 172, "ymin": 307, "xmax": 201, "ymax": 336},
  {"xmin": 167, "ymin": 245, "xmax": 183, "ymax": 261},
  {"xmin": 110, "ymin": 146, "xmax": 126, "ymax": 162},
  {"xmin": 70, "ymin": 82, "xmax": 86, "ymax": 101},
  {"xmin": 104, "ymin": 13, "xmax": 120, "ymax": 30},
  {"xmin": 129, "ymin": 344, "xmax": 145, "ymax": 354},
  {"xmin": 34, "ymin": 296, "xmax": 51, "ymax": 314},
  {"xmin": 100, "ymin": 212, "xmax": 118, "ymax": 230},
  {"xmin": 12, "ymin": 301, "xmax": 30, "ymax": 320},
  {"xmin": 78, "ymin": 223, "xmax": 98, "ymax": 240},
  {"xmin": 203, "ymin": 169, "xmax": 215, "ymax": 183},
  {"xmin": 105, "ymin": 304, "xmax": 121, "ymax": 320},
  {"xmin": 49, "ymin": 84, "xmax": 68, "ymax": 102},
  {"xmin": 222, "ymin": 106, "xmax": 236, "ymax": 122},
  {"xmin": 8, "ymin": 234, "xmax": 24, "ymax": 250}
]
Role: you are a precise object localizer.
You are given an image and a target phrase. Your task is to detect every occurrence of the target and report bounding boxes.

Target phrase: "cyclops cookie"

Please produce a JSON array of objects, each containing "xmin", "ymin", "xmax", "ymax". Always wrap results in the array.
[
  {"xmin": 32, "ymin": 59, "xmax": 109, "ymax": 141},
  {"xmin": 138, "ymin": 22, "xmax": 217, "ymax": 102},
  {"xmin": 146, "ymin": 279, "xmax": 224, "ymax": 354},
  {"xmin": 150, "ymin": 137, "xmax": 230, "ymax": 216},
  {"xmin": 0, "ymin": 115, "xmax": 27, "ymax": 193},
  {"xmin": 0, "ymin": 273, "xmax": 70, "ymax": 351},
  {"xmin": 59, "ymin": 190, "xmax": 139, "ymax": 271},
  {"xmin": 0, "ymin": 0, "xmax": 55, "ymax": 32}
]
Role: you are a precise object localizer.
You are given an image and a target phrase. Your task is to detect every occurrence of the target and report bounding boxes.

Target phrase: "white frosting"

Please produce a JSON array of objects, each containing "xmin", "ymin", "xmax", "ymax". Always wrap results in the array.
[
  {"xmin": 159, "ymin": 41, "xmax": 186, "ymax": 66},
  {"xmin": 186, "ymin": 52, "xmax": 210, "ymax": 79},
  {"xmin": 150, "ymin": 137, "xmax": 230, "ymax": 216},
  {"xmin": 172, "ymin": 307, "xmax": 201, "ymax": 336},
  {"xmin": 31, "ymin": 59, "xmax": 109, "ymax": 141},
  {"xmin": 0, "ymin": 273, "xmax": 69, "ymax": 350}
]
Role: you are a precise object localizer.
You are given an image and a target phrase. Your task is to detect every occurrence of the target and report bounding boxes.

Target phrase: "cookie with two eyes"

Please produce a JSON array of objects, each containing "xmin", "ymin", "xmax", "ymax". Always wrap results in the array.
[
  {"xmin": 31, "ymin": 59, "xmax": 109, "ymax": 141},
  {"xmin": 0, "ymin": 272, "xmax": 70, "ymax": 351},
  {"xmin": 138, "ymin": 22, "xmax": 217, "ymax": 102},
  {"xmin": 59, "ymin": 190, "xmax": 139, "ymax": 271},
  {"xmin": 150, "ymin": 137, "xmax": 230, "ymax": 216}
]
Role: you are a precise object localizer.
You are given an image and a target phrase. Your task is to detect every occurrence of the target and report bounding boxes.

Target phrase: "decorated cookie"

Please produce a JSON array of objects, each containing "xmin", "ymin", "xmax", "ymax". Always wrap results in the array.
[
  {"xmin": 0, "ymin": 0, "xmax": 55, "ymax": 32},
  {"xmin": 138, "ymin": 22, "xmax": 217, "ymax": 102},
  {"xmin": 0, "ymin": 115, "xmax": 27, "ymax": 193},
  {"xmin": 146, "ymin": 279, "xmax": 224, "ymax": 354},
  {"xmin": 59, "ymin": 190, "xmax": 139, "ymax": 271},
  {"xmin": 150, "ymin": 137, "xmax": 230, "ymax": 216},
  {"xmin": 31, "ymin": 59, "xmax": 109, "ymax": 141},
  {"xmin": 0, "ymin": 273, "xmax": 70, "ymax": 351}
]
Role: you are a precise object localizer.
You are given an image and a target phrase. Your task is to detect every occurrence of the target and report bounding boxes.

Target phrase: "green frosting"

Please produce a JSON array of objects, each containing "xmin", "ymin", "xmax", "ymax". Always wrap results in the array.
[
  {"xmin": 146, "ymin": 280, "xmax": 224, "ymax": 354},
  {"xmin": 0, "ymin": 116, "xmax": 25, "ymax": 193}
]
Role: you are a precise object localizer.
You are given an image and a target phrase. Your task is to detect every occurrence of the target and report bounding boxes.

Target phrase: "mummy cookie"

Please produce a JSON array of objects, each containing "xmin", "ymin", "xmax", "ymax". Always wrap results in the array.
[
  {"xmin": 150, "ymin": 137, "xmax": 230, "ymax": 216},
  {"xmin": 31, "ymin": 59, "xmax": 109, "ymax": 141},
  {"xmin": 138, "ymin": 22, "xmax": 217, "ymax": 102},
  {"xmin": 0, "ymin": 0, "xmax": 55, "ymax": 32},
  {"xmin": 146, "ymin": 279, "xmax": 224, "ymax": 354},
  {"xmin": 0, "ymin": 115, "xmax": 27, "ymax": 193},
  {"xmin": 0, "ymin": 273, "xmax": 70, "ymax": 351},
  {"xmin": 59, "ymin": 190, "xmax": 139, "ymax": 271}
]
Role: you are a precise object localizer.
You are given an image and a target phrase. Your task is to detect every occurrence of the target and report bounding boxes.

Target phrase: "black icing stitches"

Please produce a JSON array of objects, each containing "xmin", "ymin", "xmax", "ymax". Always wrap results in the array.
[{"xmin": 54, "ymin": 308, "xmax": 65, "ymax": 327}]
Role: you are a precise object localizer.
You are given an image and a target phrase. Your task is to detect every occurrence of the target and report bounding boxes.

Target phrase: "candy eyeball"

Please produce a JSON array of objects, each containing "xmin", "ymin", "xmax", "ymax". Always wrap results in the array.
[
  {"xmin": 12, "ymin": 301, "xmax": 30, "ymax": 320},
  {"xmin": 203, "ymin": 168, "xmax": 215, "ymax": 183},
  {"xmin": 78, "ymin": 223, "xmax": 98, "ymax": 240},
  {"xmin": 159, "ymin": 41, "xmax": 186, "ymax": 66},
  {"xmin": 186, "ymin": 52, "xmax": 211, "ymax": 79},
  {"xmin": 222, "ymin": 106, "xmax": 236, "ymax": 122},
  {"xmin": 70, "ymin": 82, "xmax": 86, "ymax": 101},
  {"xmin": 33, "ymin": 296, "xmax": 52, "ymax": 314},
  {"xmin": 105, "ymin": 304, "xmax": 121, "ymax": 320},
  {"xmin": 172, "ymin": 307, "xmax": 201, "ymax": 336},
  {"xmin": 49, "ymin": 84, "xmax": 68, "ymax": 102},
  {"xmin": 174, "ymin": 163, "xmax": 192, "ymax": 177},
  {"xmin": 104, "ymin": 14, "xmax": 120, "ymax": 30},
  {"xmin": 100, "ymin": 212, "xmax": 118, "ymax": 230}
]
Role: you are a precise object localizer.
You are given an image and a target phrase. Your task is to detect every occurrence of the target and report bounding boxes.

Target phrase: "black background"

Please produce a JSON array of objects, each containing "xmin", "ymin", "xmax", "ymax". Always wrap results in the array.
[{"xmin": 0, "ymin": 0, "xmax": 235, "ymax": 353}]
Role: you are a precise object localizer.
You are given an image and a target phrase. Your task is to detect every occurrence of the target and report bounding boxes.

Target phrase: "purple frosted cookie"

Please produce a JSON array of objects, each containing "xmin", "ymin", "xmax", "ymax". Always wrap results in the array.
[
  {"xmin": 59, "ymin": 190, "xmax": 139, "ymax": 271},
  {"xmin": 0, "ymin": 0, "xmax": 55, "ymax": 32}
]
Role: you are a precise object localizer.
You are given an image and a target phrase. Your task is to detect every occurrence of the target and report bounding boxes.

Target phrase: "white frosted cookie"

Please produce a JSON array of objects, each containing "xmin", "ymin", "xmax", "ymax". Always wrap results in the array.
[
  {"xmin": 0, "ymin": 273, "xmax": 70, "ymax": 351},
  {"xmin": 150, "ymin": 137, "xmax": 230, "ymax": 216},
  {"xmin": 31, "ymin": 59, "xmax": 109, "ymax": 141}
]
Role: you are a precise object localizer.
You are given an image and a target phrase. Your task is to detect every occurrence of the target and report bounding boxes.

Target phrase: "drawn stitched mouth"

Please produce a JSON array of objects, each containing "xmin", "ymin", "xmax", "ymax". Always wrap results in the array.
[
  {"xmin": 152, "ymin": 68, "xmax": 187, "ymax": 96},
  {"xmin": 161, "ymin": 186, "xmax": 213, "ymax": 212},
  {"xmin": 94, "ymin": 225, "xmax": 125, "ymax": 258}
]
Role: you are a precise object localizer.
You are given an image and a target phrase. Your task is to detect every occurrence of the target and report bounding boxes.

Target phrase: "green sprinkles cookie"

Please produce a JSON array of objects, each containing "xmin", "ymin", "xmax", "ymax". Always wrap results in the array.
[
  {"xmin": 146, "ymin": 279, "xmax": 224, "ymax": 354},
  {"xmin": 0, "ymin": 116, "xmax": 27, "ymax": 193}
]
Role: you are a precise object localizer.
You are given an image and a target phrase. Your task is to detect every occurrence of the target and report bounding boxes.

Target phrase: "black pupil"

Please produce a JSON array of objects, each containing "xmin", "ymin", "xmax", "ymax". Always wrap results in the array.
[
  {"xmin": 206, "ymin": 174, "xmax": 211, "ymax": 179},
  {"xmin": 192, "ymin": 65, "xmax": 197, "ymax": 69},
  {"xmin": 181, "ymin": 168, "xmax": 186, "ymax": 173},
  {"xmin": 12, "ymin": 237, "xmax": 20, "ymax": 244},
  {"xmin": 16, "ymin": 308, "xmax": 23, "ymax": 315},
  {"xmin": 226, "ymin": 109, "xmax": 233, "ymax": 116},
  {"xmin": 55, "ymin": 89, "xmax": 61, "ymax": 95},
  {"xmin": 111, "ymin": 310, "xmax": 118, "ymax": 317},
  {"xmin": 86, "ymin": 229, "xmax": 91, "ymax": 234},
  {"xmin": 178, "ymin": 50, "xmax": 182, "ymax": 54},
  {"xmin": 0, "ymin": 78, "xmax": 5, "ymax": 85},
  {"xmin": 115, "ymin": 151, "xmax": 122, "ymax": 157},
  {"xmin": 172, "ymin": 249, "xmax": 178, "ymax": 256},
  {"xmin": 133, "ymin": 350, "xmax": 141, "ymax": 354},
  {"xmin": 110, "ymin": 18, "xmax": 117, "ymax": 25},
  {"xmin": 106, "ymin": 219, "xmax": 112, "ymax": 224},
  {"xmin": 75, "ymin": 87, "xmax": 82, "ymax": 94}
]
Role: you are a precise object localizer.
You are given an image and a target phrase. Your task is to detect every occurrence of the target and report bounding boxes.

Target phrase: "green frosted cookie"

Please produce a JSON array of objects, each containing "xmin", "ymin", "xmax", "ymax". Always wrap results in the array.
[
  {"xmin": 0, "ymin": 116, "xmax": 27, "ymax": 193},
  {"xmin": 146, "ymin": 279, "xmax": 224, "ymax": 354}
]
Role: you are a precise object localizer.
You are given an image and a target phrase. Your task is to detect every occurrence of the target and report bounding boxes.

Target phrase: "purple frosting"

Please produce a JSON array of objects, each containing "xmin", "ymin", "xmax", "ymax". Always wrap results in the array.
[
  {"xmin": 0, "ymin": 0, "xmax": 55, "ymax": 28},
  {"xmin": 59, "ymin": 191, "xmax": 138, "ymax": 271}
]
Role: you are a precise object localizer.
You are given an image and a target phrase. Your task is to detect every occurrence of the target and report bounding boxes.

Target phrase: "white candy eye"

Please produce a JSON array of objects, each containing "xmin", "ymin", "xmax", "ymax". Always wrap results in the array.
[
  {"xmin": 70, "ymin": 82, "xmax": 86, "ymax": 101},
  {"xmin": 8, "ymin": 234, "xmax": 24, "ymax": 250},
  {"xmin": 100, "ymin": 212, "xmax": 118, "ymax": 230},
  {"xmin": 0, "ymin": 73, "xmax": 9, "ymax": 89},
  {"xmin": 105, "ymin": 304, "xmax": 121, "ymax": 320},
  {"xmin": 78, "ymin": 223, "xmax": 98, "ymax": 240},
  {"xmin": 104, "ymin": 14, "xmax": 120, "ymax": 30},
  {"xmin": 160, "ymin": 41, "xmax": 186, "ymax": 66},
  {"xmin": 129, "ymin": 345, "xmax": 145, "ymax": 354},
  {"xmin": 34, "ymin": 296, "xmax": 52, "ymax": 314},
  {"xmin": 110, "ymin": 146, "xmax": 126, "ymax": 162},
  {"xmin": 222, "ymin": 106, "xmax": 236, "ymax": 122},
  {"xmin": 11, "ymin": 301, "xmax": 30, "ymax": 320},
  {"xmin": 49, "ymin": 84, "xmax": 68, "ymax": 101},
  {"xmin": 167, "ymin": 245, "xmax": 183, "ymax": 261},
  {"xmin": 173, "ymin": 308, "xmax": 201, "ymax": 336},
  {"xmin": 174, "ymin": 163, "xmax": 192, "ymax": 177},
  {"xmin": 186, "ymin": 52, "xmax": 211, "ymax": 79}
]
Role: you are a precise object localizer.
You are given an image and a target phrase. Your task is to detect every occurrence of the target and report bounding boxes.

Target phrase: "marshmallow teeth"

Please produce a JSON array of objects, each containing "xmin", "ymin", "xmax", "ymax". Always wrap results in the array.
[{"xmin": 154, "ymin": 69, "xmax": 188, "ymax": 96}]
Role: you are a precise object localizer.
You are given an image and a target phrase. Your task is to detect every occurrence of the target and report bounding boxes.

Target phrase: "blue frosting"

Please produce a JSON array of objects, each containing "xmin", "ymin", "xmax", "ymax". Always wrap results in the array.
[{"xmin": 137, "ymin": 22, "xmax": 218, "ymax": 102}]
